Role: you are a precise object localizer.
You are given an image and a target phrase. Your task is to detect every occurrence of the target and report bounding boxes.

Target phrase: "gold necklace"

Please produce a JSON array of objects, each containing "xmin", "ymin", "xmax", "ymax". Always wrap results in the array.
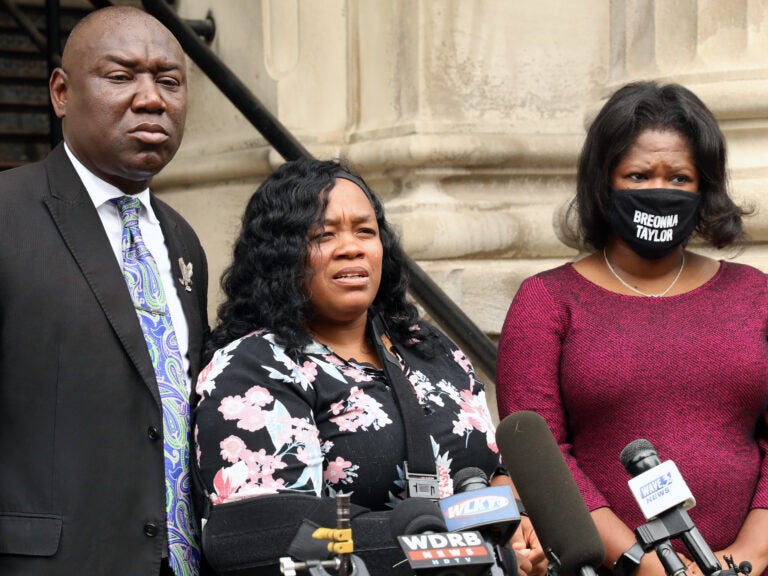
[{"xmin": 603, "ymin": 248, "xmax": 686, "ymax": 298}]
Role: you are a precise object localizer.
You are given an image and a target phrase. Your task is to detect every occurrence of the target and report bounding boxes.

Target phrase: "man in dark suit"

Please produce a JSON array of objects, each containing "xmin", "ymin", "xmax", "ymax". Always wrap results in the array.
[{"xmin": 0, "ymin": 7, "xmax": 209, "ymax": 575}]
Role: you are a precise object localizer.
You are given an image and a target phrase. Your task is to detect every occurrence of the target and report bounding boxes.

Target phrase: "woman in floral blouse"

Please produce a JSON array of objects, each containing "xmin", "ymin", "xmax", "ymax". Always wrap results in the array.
[{"xmin": 193, "ymin": 158, "xmax": 543, "ymax": 574}]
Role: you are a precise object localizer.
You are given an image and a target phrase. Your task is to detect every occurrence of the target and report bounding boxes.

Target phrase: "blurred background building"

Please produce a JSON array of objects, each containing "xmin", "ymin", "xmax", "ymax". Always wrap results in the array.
[{"xmin": 3, "ymin": 0, "xmax": 766, "ymax": 415}]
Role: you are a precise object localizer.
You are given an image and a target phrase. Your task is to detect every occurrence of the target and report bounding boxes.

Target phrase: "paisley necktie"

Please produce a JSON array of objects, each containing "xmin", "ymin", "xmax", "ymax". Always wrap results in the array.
[{"xmin": 113, "ymin": 196, "xmax": 200, "ymax": 576}]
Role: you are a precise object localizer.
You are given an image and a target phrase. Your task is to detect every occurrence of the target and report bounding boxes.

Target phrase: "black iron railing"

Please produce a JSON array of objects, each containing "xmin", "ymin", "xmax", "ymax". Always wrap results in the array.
[{"xmin": 141, "ymin": 0, "xmax": 498, "ymax": 380}]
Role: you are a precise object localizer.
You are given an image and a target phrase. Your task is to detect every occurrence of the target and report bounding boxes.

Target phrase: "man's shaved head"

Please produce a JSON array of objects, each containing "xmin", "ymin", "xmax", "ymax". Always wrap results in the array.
[
  {"xmin": 50, "ymin": 6, "xmax": 187, "ymax": 194},
  {"xmin": 62, "ymin": 7, "xmax": 182, "ymax": 65}
]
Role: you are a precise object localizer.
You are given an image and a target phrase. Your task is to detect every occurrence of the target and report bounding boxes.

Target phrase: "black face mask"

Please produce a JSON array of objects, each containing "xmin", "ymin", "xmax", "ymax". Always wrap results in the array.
[{"xmin": 607, "ymin": 187, "xmax": 701, "ymax": 259}]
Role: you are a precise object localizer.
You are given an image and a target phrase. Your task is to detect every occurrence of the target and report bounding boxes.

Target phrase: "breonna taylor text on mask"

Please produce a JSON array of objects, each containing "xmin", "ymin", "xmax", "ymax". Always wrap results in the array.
[{"xmin": 633, "ymin": 210, "xmax": 677, "ymax": 242}]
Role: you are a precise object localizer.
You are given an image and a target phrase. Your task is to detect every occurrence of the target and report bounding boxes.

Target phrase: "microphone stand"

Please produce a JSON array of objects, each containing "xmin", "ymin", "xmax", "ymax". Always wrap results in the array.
[
  {"xmin": 280, "ymin": 493, "xmax": 370, "ymax": 576},
  {"xmin": 544, "ymin": 549, "xmax": 599, "ymax": 576},
  {"xmin": 337, "ymin": 494, "xmax": 351, "ymax": 576},
  {"xmin": 652, "ymin": 541, "xmax": 688, "ymax": 576},
  {"xmin": 633, "ymin": 509, "xmax": 751, "ymax": 576}
]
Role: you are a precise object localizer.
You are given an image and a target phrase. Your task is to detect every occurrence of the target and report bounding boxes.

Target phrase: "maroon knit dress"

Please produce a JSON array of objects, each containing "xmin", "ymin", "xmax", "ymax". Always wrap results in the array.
[{"xmin": 497, "ymin": 260, "xmax": 768, "ymax": 569}]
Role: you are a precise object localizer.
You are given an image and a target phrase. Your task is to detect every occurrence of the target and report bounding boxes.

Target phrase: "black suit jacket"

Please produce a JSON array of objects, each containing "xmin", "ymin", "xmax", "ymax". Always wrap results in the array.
[{"xmin": 0, "ymin": 144, "xmax": 210, "ymax": 575}]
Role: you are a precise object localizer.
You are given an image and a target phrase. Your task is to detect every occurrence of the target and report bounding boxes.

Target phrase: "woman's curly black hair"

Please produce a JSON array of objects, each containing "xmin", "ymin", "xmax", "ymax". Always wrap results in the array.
[
  {"xmin": 567, "ymin": 81, "xmax": 751, "ymax": 251},
  {"xmin": 206, "ymin": 157, "xmax": 425, "ymax": 361}
]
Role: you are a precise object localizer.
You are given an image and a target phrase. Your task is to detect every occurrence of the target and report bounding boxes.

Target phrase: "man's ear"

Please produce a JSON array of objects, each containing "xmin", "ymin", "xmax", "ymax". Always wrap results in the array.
[{"xmin": 49, "ymin": 68, "xmax": 68, "ymax": 119}]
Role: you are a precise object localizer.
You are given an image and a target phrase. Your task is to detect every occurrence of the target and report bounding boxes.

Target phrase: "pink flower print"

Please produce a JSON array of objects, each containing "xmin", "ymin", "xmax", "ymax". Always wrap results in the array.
[
  {"xmin": 268, "ymin": 413, "xmax": 301, "ymax": 448},
  {"xmin": 407, "ymin": 370, "xmax": 431, "ymax": 404},
  {"xmin": 452, "ymin": 412, "xmax": 471, "ymax": 436},
  {"xmin": 237, "ymin": 405, "xmax": 268, "ymax": 432},
  {"xmin": 452, "ymin": 349, "xmax": 472, "ymax": 374},
  {"xmin": 325, "ymin": 456, "xmax": 352, "ymax": 483},
  {"xmin": 437, "ymin": 462, "xmax": 453, "ymax": 499},
  {"xmin": 219, "ymin": 435, "xmax": 247, "ymax": 463},
  {"xmin": 437, "ymin": 379, "xmax": 461, "ymax": 404},
  {"xmin": 329, "ymin": 387, "xmax": 392, "ymax": 432},
  {"xmin": 196, "ymin": 362, "xmax": 216, "ymax": 396},
  {"xmin": 428, "ymin": 394, "xmax": 445, "ymax": 407},
  {"xmin": 296, "ymin": 361, "xmax": 318, "ymax": 383},
  {"xmin": 211, "ymin": 460, "xmax": 249, "ymax": 504},
  {"xmin": 220, "ymin": 385, "xmax": 276, "ymax": 432},
  {"xmin": 211, "ymin": 469, "xmax": 235, "ymax": 504},
  {"xmin": 434, "ymin": 448, "xmax": 454, "ymax": 498},
  {"xmin": 260, "ymin": 451, "xmax": 288, "ymax": 477},
  {"xmin": 453, "ymin": 390, "xmax": 498, "ymax": 452},
  {"xmin": 467, "ymin": 373, "xmax": 478, "ymax": 394},
  {"xmin": 458, "ymin": 390, "xmax": 493, "ymax": 432},
  {"xmin": 334, "ymin": 413, "xmax": 361, "ymax": 433},
  {"xmin": 292, "ymin": 417, "xmax": 320, "ymax": 446},
  {"xmin": 329, "ymin": 399, "xmax": 345, "ymax": 416},
  {"xmin": 339, "ymin": 364, "xmax": 373, "ymax": 382},
  {"xmin": 244, "ymin": 448, "xmax": 287, "ymax": 485},
  {"xmin": 296, "ymin": 446, "xmax": 314, "ymax": 466},
  {"xmin": 244, "ymin": 385, "xmax": 274, "ymax": 407},
  {"xmin": 485, "ymin": 433, "xmax": 498, "ymax": 453},
  {"xmin": 259, "ymin": 476, "xmax": 287, "ymax": 493},
  {"xmin": 197, "ymin": 361, "xmax": 214, "ymax": 384},
  {"xmin": 219, "ymin": 395, "xmax": 246, "ymax": 420},
  {"xmin": 196, "ymin": 346, "xmax": 235, "ymax": 396}
]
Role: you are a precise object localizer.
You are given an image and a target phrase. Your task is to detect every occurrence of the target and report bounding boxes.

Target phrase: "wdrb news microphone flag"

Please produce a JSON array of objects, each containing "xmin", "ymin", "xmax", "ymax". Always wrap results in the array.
[{"xmin": 397, "ymin": 531, "xmax": 496, "ymax": 572}]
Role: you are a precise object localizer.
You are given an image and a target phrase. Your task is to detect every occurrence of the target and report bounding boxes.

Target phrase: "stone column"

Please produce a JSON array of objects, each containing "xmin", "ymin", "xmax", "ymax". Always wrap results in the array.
[
  {"xmin": 155, "ymin": 0, "xmax": 612, "ymax": 409},
  {"xmin": 340, "ymin": 0, "xmax": 610, "ymax": 342}
]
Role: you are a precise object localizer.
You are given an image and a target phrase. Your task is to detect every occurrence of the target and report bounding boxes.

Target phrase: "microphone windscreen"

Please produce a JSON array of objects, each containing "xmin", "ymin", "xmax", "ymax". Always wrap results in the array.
[
  {"xmin": 452, "ymin": 466, "xmax": 489, "ymax": 493},
  {"xmin": 496, "ymin": 411, "xmax": 605, "ymax": 576},
  {"xmin": 619, "ymin": 438, "xmax": 660, "ymax": 476},
  {"xmin": 389, "ymin": 497, "xmax": 448, "ymax": 539}
]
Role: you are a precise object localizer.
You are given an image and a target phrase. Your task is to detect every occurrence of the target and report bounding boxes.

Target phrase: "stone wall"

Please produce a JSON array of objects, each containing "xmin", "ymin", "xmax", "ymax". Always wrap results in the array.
[{"xmin": 153, "ymin": 0, "xmax": 768, "ymax": 415}]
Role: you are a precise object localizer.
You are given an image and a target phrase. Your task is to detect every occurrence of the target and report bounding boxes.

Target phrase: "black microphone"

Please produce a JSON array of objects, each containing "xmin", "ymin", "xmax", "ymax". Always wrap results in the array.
[
  {"xmin": 496, "ymin": 411, "xmax": 606, "ymax": 576},
  {"xmin": 440, "ymin": 467, "xmax": 520, "ymax": 575},
  {"xmin": 447, "ymin": 467, "xmax": 521, "ymax": 540},
  {"xmin": 391, "ymin": 497, "xmax": 450, "ymax": 536},
  {"xmin": 620, "ymin": 439, "xmax": 751, "ymax": 576},
  {"xmin": 390, "ymin": 497, "xmax": 497, "ymax": 576}
]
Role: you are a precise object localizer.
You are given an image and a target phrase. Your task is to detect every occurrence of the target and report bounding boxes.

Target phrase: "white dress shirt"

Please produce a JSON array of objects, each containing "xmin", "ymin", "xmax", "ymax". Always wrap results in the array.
[{"xmin": 64, "ymin": 144, "xmax": 192, "ymax": 389}]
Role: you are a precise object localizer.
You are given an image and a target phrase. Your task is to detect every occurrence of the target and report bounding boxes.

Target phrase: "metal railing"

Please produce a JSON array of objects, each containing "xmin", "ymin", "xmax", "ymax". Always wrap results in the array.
[{"xmin": 141, "ymin": 0, "xmax": 498, "ymax": 380}]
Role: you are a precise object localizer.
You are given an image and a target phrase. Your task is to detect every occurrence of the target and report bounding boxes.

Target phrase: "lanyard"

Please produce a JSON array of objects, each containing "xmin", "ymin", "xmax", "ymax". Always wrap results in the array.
[{"xmin": 370, "ymin": 314, "xmax": 439, "ymax": 499}]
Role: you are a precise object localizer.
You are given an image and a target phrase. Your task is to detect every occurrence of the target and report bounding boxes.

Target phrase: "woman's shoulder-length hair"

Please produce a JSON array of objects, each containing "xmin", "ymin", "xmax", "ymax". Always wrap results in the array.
[{"xmin": 567, "ymin": 80, "xmax": 750, "ymax": 251}]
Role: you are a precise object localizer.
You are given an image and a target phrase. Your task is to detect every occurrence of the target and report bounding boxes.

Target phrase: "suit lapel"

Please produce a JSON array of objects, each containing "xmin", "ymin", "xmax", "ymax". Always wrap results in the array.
[
  {"xmin": 153, "ymin": 199, "xmax": 203, "ymax": 378},
  {"xmin": 41, "ymin": 145, "xmax": 161, "ymax": 406}
]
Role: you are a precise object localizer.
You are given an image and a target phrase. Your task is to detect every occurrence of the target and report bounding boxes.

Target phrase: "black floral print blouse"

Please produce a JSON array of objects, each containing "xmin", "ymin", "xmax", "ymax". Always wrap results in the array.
[{"xmin": 194, "ymin": 322, "xmax": 500, "ymax": 511}]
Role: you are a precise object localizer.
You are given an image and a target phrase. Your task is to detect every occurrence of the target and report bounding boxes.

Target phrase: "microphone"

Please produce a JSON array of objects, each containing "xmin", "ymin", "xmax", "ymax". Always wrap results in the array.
[
  {"xmin": 620, "ymin": 439, "xmax": 750, "ymax": 576},
  {"xmin": 440, "ymin": 467, "xmax": 520, "ymax": 575},
  {"xmin": 496, "ymin": 411, "xmax": 606, "ymax": 576},
  {"xmin": 390, "ymin": 497, "xmax": 497, "ymax": 575},
  {"xmin": 620, "ymin": 439, "xmax": 695, "ymax": 520}
]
